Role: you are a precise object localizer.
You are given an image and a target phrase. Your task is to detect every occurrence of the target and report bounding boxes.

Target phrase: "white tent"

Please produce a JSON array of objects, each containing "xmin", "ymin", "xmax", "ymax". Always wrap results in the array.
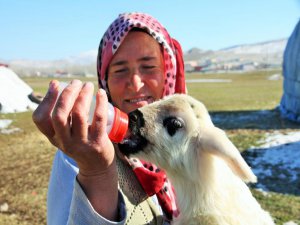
[
  {"xmin": 280, "ymin": 20, "xmax": 300, "ymax": 122},
  {"xmin": 0, "ymin": 66, "xmax": 37, "ymax": 113}
]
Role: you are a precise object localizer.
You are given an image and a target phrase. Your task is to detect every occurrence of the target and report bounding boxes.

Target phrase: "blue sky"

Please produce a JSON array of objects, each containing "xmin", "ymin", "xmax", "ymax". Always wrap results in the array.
[{"xmin": 1, "ymin": 0, "xmax": 300, "ymax": 60}]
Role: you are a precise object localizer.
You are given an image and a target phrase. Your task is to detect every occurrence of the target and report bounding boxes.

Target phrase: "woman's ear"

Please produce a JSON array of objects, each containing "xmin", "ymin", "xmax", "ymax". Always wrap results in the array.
[{"xmin": 198, "ymin": 126, "xmax": 257, "ymax": 183}]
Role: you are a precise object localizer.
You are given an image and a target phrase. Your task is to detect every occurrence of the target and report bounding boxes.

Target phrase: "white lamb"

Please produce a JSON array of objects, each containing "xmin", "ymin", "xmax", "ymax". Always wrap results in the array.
[{"xmin": 119, "ymin": 94, "xmax": 275, "ymax": 225}]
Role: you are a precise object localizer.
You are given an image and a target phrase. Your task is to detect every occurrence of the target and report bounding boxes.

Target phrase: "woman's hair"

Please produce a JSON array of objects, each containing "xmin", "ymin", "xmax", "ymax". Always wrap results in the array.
[{"xmin": 97, "ymin": 12, "xmax": 186, "ymax": 97}]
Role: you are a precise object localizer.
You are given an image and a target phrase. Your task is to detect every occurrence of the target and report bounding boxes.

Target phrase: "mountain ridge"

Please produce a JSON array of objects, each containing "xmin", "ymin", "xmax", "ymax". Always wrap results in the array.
[{"xmin": 3, "ymin": 38, "xmax": 288, "ymax": 75}]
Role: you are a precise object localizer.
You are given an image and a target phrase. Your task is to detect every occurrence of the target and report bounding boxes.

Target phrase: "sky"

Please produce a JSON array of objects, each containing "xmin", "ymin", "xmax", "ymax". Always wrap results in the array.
[{"xmin": 1, "ymin": 0, "xmax": 300, "ymax": 60}]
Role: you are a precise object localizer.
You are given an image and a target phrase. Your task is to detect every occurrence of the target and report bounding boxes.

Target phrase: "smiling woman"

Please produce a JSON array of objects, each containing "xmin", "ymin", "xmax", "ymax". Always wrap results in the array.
[
  {"xmin": 107, "ymin": 30, "xmax": 165, "ymax": 113},
  {"xmin": 32, "ymin": 12, "xmax": 187, "ymax": 225}
]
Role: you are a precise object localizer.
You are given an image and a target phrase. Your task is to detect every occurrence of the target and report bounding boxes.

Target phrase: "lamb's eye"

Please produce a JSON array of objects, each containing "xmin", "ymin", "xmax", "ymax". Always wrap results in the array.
[{"xmin": 163, "ymin": 117, "xmax": 184, "ymax": 136}]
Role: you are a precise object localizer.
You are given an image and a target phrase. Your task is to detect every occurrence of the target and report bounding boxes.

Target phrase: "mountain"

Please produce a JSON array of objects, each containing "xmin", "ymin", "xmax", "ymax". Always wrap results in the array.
[
  {"xmin": 64, "ymin": 50, "xmax": 98, "ymax": 65},
  {"xmin": 7, "ymin": 50, "xmax": 98, "ymax": 76},
  {"xmin": 3, "ymin": 38, "xmax": 288, "ymax": 76},
  {"xmin": 184, "ymin": 38, "xmax": 288, "ymax": 67},
  {"xmin": 9, "ymin": 50, "xmax": 97, "ymax": 69},
  {"xmin": 184, "ymin": 48, "xmax": 214, "ymax": 61},
  {"xmin": 220, "ymin": 39, "xmax": 286, "ymax": 54}
]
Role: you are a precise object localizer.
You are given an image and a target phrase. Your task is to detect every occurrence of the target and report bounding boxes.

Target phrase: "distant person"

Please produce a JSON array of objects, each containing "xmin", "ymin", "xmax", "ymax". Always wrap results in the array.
[{"xmin": 32, "ymin": 12, "xmax": 186, "ymax": 224}]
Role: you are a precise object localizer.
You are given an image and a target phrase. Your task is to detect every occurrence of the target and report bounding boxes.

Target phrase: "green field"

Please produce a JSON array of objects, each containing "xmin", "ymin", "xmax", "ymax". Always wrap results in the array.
[{"xmin": 0, "ymin": 70, "xmax": 299, "ymax": 225}]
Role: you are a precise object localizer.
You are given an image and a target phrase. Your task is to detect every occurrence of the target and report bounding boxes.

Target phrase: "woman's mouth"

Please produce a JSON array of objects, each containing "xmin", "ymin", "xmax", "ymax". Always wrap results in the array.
[{"xmin": 125, "ymin": 96, "xmax": 153, "ymax": 104}]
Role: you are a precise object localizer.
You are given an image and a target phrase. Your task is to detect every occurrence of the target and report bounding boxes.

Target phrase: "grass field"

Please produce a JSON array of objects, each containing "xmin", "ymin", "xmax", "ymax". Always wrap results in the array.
[{"xmin": 0, "ymin": 70, "xmax": 299, "ymax": 225}]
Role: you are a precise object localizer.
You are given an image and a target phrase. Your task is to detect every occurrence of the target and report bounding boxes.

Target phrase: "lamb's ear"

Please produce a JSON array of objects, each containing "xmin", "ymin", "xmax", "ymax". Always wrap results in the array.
[{"xmin": 198, "ymin": 126, "xmax": 257, "ymax": 183}]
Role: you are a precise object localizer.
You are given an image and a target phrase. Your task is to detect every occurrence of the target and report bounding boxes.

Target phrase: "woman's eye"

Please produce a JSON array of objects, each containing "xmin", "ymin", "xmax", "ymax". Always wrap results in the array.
[
  {"xmin": 141, "ymin": 65, "xmax": 159, "ymax": 74},
  {"xmin": 115, "ymin": 68, "xmax": 127, "ymax": 73},
  {"xmin": 112, "ymin": 68, "xmax": 129, "ymax": 77},
  {"xmin": 143, "ymin": 65, "xmax": 156, "ymax": 69}
]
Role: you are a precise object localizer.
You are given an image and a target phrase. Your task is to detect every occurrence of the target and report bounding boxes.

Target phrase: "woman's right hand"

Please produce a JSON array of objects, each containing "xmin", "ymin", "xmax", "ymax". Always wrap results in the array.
[
  {"xmin": 32, "ymin": 79, "xmax": 115, "ymax": 173},
  {"xmin": 32, "ymin": 80, "xmax": 119, "ymax": 220}
]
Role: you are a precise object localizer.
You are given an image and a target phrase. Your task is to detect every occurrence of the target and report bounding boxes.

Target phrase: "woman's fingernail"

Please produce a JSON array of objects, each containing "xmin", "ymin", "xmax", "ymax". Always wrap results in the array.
[
  {"xmin": 70, "ymin": 79, "xmax": 82, "ymax": 86},
  {"xmin": 83, "ymin": 82, "xmax": 94, "ymax": 89},
  {"xmin": 48, "ymin": 80, "xmax": 56, "ymax": 93},
  {"xmin": 44, "ymin": 80, "xmax": 57, "ymax": 98},
  {"xmin": 99, "ymin": 88, "xmax": 106, "ymax": 96}
]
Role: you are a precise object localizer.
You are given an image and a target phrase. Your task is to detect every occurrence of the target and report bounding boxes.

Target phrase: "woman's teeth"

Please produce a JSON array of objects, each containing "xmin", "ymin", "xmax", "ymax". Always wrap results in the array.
[{"xmin": 128, "ymin": 97, "xmax": 149, "ymax": 103}]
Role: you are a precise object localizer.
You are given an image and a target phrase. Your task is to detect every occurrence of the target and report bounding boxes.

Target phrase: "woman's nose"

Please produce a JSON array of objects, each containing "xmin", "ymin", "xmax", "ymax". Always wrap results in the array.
[{"xmin": 128, "ymin": 72, "xmax": 144, "ymax": 92}]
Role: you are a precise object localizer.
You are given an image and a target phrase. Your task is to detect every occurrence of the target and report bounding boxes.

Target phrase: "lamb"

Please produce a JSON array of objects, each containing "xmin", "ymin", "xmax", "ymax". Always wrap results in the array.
[{"xmin": 118, "ymin": 94, "xmax": 275, "ymax": 225}]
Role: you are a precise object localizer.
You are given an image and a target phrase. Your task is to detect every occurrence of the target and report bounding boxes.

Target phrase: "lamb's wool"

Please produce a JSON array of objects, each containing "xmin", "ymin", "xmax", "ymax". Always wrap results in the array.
[{"xmin": 119, "ymin": 94, "xmax": 275, "ymax": 225}]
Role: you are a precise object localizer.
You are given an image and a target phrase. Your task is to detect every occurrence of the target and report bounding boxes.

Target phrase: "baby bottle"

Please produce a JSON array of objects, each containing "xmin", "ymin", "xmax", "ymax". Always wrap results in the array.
[
  {"xmin": 58, "ymin": 82, "xmax": 128, "ymax": 143},
  {"xmin": 89, "ymin": 95, "xmax": 128, "ymax": 143}
]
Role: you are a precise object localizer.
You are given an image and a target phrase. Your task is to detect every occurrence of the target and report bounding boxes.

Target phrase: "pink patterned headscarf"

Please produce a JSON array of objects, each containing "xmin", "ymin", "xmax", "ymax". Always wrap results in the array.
[
  {"xmin": 97, "ymin": 12, "xmax": 187, "ymax": 221},
  {"xmin": 97, "ymin": 12, "xmax": 186, "ymax": 96}
]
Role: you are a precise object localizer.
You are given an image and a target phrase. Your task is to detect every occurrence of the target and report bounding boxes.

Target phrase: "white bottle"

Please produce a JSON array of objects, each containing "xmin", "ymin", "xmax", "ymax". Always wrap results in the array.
[{"xmin": 58, "ymin": 82, "xmax": 128, "ymax": 143}]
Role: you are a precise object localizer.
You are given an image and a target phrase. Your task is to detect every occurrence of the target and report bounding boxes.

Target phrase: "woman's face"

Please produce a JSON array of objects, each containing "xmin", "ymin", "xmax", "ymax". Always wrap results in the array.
[{"xmin": 107, "ymin": 31, "xmax": 165, "ymax": 113}]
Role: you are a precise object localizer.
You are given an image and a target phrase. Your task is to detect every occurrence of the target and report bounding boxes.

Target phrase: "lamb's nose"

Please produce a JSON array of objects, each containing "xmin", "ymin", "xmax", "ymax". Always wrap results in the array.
[
  {"xmin": 129, "ymin": 111, "xmax": 139, "ymax": 123},
  {"xmin": 128, "ymin": 110, "xmax": 145, "ymax": 133}
]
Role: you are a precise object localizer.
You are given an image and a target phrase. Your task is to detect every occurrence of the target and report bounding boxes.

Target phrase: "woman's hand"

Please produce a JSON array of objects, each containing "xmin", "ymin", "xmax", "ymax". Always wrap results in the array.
[
  {"xmin": 32, "ymin": 80, "xmax": 119, "ymax": 220},
  {"xmin": 32, "ymin": 79, "xmax": 115, "ymax": 173}
]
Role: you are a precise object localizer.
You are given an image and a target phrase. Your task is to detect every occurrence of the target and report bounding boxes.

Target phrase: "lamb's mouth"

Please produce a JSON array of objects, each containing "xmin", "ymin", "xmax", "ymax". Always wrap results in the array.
[
  {"xmin": 118, "ymin": 109, "xmax": 148, "ymax": 156},
  {"xmin": 118, "ymin": 134, "xmax": 148, "ymax": 156}
]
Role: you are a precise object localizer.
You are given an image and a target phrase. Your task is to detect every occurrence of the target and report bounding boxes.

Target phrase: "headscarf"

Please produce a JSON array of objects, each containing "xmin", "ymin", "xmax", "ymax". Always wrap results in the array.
[
  {"xmin": 97, "ymin": 12, "xmax": 187, "ymax": 220},
  {"xmin": 97, "ymin": 12, "xmax": 186, "ymax": 96}
]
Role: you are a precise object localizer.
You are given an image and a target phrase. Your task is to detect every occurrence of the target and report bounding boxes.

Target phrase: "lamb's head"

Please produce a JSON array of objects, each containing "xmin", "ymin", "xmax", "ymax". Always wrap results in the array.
[{"xmin": 118, "ymin": 94, "xmax": 256, "ymax": 183}]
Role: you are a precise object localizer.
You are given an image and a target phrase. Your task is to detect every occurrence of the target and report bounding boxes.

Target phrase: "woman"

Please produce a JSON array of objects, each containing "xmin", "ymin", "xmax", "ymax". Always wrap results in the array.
[{"xmin": 32, "ymin": 12, "xmax": 186, "ymax": 224}]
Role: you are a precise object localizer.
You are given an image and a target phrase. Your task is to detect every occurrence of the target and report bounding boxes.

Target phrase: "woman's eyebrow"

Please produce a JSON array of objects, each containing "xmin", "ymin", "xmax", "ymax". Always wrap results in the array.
[
  {"xmin": 110, "ymin": 60, "xmax": 127, "ymax": 67},
  {"xmin": 111, "ymin": 56, "xmax": 157, "ymax": 67},
  {"xmin": 138, "ymin": 56, "xmax": 157, "ymax": 62}
]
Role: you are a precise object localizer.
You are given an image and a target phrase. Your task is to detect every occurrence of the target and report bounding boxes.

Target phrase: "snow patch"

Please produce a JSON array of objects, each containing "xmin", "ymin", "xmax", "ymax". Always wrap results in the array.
[
  {"xmin": 283, "ymin": 221, "xmax": 298, "ymax": 225},
  {"xmin": 0, "ymin": 119, "xmax": 21, "ymax": 134},
  {"xmin": 244, "ymin": 131, "xmax": 300, "ymax": 194},
  {"xmin": 0, "ymin": 119, "xmax": 12, "ymax": 129},
  {"xmin": 186, "ymin": 79, "xmax": 232, "ymax": 83}
]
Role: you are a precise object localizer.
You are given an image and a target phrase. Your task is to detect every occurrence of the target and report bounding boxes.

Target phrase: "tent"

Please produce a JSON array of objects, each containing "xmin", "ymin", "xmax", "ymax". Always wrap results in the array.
[
  {"xmin": 279, "ymin": 20, "xmax": 300, "ymax": 122},
  {"xmin": 0, "ymin": 66, "xmax": 38, "ymax": 113}
]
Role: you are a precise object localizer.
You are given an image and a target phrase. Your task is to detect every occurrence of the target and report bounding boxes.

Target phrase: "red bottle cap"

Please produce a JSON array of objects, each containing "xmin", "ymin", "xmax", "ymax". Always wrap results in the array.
[{"xmin": 108, "ymin": 107, "xmax": 128, "ymax": 143}]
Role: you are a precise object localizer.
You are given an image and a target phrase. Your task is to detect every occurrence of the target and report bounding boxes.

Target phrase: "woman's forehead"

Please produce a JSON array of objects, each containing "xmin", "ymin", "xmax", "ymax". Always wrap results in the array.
[{"xmin": 110, "ymin": 31, "xmax": 162, "ymax": 62}]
